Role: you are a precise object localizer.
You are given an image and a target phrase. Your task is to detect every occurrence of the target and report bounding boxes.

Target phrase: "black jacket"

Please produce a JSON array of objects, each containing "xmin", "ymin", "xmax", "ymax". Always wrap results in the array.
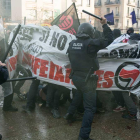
[
  {"xmin": 0, "ymin": 66, "xmax": 8, "ymax": 85},
  {"xmin": 68, "ymin": 24, "xmax": 113, "ymax": 73}
]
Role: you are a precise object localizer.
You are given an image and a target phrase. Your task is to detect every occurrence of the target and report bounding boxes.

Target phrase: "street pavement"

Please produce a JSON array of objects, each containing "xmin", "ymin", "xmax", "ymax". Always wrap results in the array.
[{"xmin": 0, "ymin": 81, "xmax": 140, "ymax": 140}]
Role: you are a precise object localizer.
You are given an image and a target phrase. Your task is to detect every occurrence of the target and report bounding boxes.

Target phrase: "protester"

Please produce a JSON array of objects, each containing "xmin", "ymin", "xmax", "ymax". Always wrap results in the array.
[
  {"xmin": 112, "ymin": 91, "xmax": 126, "ymax": 112},
  {"xmin": 113, "ymin": 29, "xmax": 121, "ymax": 40},
  {"xmin": 22, "ymin": 79, "xmax": 40, "ymax": 111},
  {"xmin": 39, "ymin": 84, "xmax": 70, "ymax": 108},
  {"xmin": 127, "ymin": 27, "xmax": 134, "ymax": 35},
  {"xmin": 12, "ymin": 64, "xmax": 30, "ymax": 100},
  {"xmin": 112, "ymin": 91, "xmax": 137, "ymax": 120},
  {"xmin": 67, "ymin": 17, "xmax": 113, "ymax": 140},
  {"xmin": 46, "ymin": 83, "xmax": 70, "ymax": 118}
]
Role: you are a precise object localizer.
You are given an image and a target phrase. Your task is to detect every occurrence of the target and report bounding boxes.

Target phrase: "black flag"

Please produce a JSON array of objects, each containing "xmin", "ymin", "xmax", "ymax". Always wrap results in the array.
[{"xmin": 51, "ymin": 3, "xmax": 80, "ymax": 35}]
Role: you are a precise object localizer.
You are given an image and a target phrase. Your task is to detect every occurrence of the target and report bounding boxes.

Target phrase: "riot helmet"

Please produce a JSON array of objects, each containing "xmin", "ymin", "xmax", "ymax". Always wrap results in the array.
[{"xmin": 76, "ymin": 23, "xmax": 95, "ymax": 38}]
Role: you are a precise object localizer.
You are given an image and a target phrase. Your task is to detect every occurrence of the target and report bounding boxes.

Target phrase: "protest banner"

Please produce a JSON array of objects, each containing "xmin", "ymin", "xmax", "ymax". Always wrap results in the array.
[{"xmin": 6, "ymin": 24, "xmax": 140, "ymax": 96}]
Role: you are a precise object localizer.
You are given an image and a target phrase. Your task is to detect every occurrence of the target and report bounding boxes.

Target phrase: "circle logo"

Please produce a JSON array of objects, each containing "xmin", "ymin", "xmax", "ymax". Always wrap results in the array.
[
  {"xmin": 59, "ymin": 15, "xmax": 73, "ymax": 30},
  {"xmin": 115, "ymin": 62, "xmax": 140, "ymax": 90}
]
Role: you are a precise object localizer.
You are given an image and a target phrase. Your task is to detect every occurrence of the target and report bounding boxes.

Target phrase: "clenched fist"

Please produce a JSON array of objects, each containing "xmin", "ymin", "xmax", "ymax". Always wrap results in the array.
[{"xmin": 100, "ymin": 17, "xmax": 107, "ymax": 25}]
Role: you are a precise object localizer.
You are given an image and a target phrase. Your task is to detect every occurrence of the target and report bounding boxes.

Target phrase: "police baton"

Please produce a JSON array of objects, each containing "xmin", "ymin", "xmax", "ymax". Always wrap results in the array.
[
  {"xmin": 2, "ymin": 24, "xmax": 21, "ymax": 63},
  {"xmin": 6, "ymin": 77, "xmax": 37, "ymax": 82},
  {"xmin": 82, "ymin": 10, "xmax": 111, "ymax": 25}
]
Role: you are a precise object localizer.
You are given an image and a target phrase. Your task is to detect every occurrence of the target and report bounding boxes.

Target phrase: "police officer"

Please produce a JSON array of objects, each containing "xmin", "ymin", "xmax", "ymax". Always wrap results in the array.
[
  {"xmin": 0, "ymin": 60, "xmax": 9, "ymax": 140},
  {"xmin": 67, "ymin": 18, "xmax": 113, "ymax": 140}
]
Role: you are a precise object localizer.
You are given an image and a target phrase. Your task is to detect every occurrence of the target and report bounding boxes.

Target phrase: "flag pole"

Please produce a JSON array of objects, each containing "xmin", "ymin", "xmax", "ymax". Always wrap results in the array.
[{"xmin": 2, "ymin": 24, "xmax": 21, "ymax": 63}]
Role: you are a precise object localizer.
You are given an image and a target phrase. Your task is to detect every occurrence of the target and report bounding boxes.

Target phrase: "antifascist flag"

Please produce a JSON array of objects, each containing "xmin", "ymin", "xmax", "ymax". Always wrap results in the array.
[
  {"xmin": 51, "ymin": 3, "xmax": 80, "ymax": 35},
  {"xmin": 130, "ymin": 11, "xmax": 137, "ymax": 25},
  {"xmin": 104, "ymin": 11, "xmax": 114, "ymax": 25}
]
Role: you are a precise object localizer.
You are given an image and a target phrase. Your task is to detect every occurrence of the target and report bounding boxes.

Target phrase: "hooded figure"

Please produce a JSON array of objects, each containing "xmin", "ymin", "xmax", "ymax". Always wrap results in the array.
[{"xmin": 127, "ymin": 27, "xmax": 134, "ymax": 35}]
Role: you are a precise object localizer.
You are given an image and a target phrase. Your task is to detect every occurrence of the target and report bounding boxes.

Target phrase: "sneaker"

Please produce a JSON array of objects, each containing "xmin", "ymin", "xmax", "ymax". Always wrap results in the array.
[
  {"xmin": 51, "ymin": 109, "xmax": 61, "ymax": 118},
  {"xmin": 122, "ymin": 113, "xmax": 137, "ymax": 121},
  {"xmin": 3, "ymin": 105, "xmax": 18, "ymax": 112},
  {"xmin": 22, "ymin": 105, "xmax": 35, "ymax": 112},
  {"xmin": 113, "ymin": 106, "xmax": 126, "ymax": 112},
  {"xmin": 0, "ymin": 134, "xmax": 2, "ymax": 140}
]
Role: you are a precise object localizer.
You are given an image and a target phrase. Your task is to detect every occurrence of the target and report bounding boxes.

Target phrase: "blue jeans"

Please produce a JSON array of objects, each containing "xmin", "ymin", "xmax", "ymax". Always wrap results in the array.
[{"xmin": 72, "ymin": 74, "xmax": 96, "ymax": 139}]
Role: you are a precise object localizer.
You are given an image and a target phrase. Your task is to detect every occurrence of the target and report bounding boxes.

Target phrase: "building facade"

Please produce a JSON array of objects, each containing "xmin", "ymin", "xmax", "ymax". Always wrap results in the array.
[
  {"xmin": 11, "ymin": 0, "xmax": 94, "ymax": 25},
  {"xmin": 0, "ymin": 0, "xmax": 11, "ymax": 22},
  {"xmin": 61, "ymin": 0, "xmax": 95, "ymax": 24},
  {"xmin": 11, "ymin": 0, "xmax": 62, "ymax": 25},
  {"xmin": 94, "ymin": 0, "xmax": 140, "ymax": 33}
]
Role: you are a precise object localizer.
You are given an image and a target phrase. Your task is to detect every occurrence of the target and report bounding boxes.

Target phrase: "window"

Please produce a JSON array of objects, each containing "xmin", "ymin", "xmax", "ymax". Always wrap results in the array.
[
  {"xmin": 115, "ymin": 19, "xmax": 119, "ymax": 26},
  {"xmin": 127, "ymin": 19, "xmax": 129, "ymax": 27},
  {"xmin": 76, "ymin": 0, "xmax": 82, "ymax": 6},
  {"xmin": 127, "ymin": 7, "xmax": 130, "ymax": 16},
  {"xmin": 116, "ymin": 7, "xmax": 119, "ymax": 15},
  {"xmin": 3, "ymin": 0, "xmax": 11, "ymax": 10},
  {"xmin": 87, "ymin": 0, "xmax": 90, "ymax": 6},
  {"xmin": 43, "ymin": 0, "xmax": 53, "ymax": 3},
  {"xmin": 43, "ymin": 11, "xmax": 53, "ymax": 20},
  {"xmin": 107, "ymin": 8, "xmax": 110, "ymax": 14},
  {"xmin": 138, "ymin": 1, "xmax": 140, "ymax": 7},
  {"xmin": 26, "ymin": 10, "xmax": 37, "ymax": 20},
  {"xmin": 137, "ymin": 9, "xmax": 139, "ymax": 18}
]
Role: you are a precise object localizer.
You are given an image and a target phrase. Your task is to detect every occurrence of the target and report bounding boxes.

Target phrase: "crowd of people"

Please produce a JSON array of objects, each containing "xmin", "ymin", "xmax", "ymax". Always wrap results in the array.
[{"xmin": 0, "ymin": 17, "xmax": 139, "ymax": 140}]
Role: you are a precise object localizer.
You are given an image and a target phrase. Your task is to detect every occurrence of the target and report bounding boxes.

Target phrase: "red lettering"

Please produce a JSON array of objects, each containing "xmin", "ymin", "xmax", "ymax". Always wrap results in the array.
[
  {"xmin": 9, "ymin": 56, "xmax": 17, "ymax": 71},
  {"xmin": 49, "ymin": 61, "xmax": 55, "ymax": 79},
  {"xmin": 95, "ymin": 70, "xmax": 104, "ymax": 88},
  {"xmin": 54, "ymin": 66, "xmax": 64, "ymax": 82},
  {"xmin": 103, "ymin": 71, "xmax": 114, "ymax": 88},
  {"xmin": 49, "ymin": 62, "xmax": 64, "ymax": 82},
  {"xmin": 65, "ymin": 68, "xmax": 71, "ymax": 83},
  {"xmin": 33, "ymin": 57, "xmax": 40, "ymax": 74},
  {"xmin": 39, "ymin": 59, "xmax": 49, "ymax": 78}
]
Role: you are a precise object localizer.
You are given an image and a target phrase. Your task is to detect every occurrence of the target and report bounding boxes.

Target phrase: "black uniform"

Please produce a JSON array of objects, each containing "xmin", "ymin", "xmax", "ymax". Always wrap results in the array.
[{"xmin": 67, "ymin": 24, "xmax": 113, "ymax": 140}]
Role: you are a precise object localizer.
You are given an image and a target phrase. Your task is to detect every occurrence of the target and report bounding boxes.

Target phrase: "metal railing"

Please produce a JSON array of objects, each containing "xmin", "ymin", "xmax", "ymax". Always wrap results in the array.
[
  {"xmin": 94, "ymin": 2, "xmax": 101, "ymax": 6},
  {"xmin": 105, "ymin": 0, "xmax": 120, "ymax": 5}
]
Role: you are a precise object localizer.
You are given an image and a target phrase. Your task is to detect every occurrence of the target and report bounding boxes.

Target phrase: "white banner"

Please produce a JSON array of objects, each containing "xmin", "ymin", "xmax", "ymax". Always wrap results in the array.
[{"xmin": 7, "ymin": 25, "xmax": 140, "ymax": 96}]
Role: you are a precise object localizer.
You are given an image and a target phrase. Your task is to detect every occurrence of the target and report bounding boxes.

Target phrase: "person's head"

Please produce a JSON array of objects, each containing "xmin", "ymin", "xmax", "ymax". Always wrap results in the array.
[
  {"xmin": 113, "ymin": 29, "xmax": 121, "ymax": 40},
  {"xmin": 76, "ymin": 23, "xmax": 95, "ymax": 38},
  {"xmin": 127, "ymin": 27, "xmax": 134, "ymax": 35}
]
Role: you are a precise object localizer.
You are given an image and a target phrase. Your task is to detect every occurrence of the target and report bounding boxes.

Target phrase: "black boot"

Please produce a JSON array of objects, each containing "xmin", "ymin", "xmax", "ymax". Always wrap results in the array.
[
  {"xmin": 0, "ymin": 134, "xmax": 2, "ymax": 140},
  {"xmin": 64, "ymin": 113, "xmax": 76, "ymax": 123},
  {"xmin": 3, "ymin": 105, "xmax": 18, "ymax": 112},
  {"xmin": 78, "ymin": 136, "xmax": 94, "ymax": 140}
]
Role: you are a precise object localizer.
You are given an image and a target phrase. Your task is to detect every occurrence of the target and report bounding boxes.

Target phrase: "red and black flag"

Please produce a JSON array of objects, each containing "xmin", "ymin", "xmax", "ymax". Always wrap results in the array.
[{"xmin": 51, "ymin": 3, "xmax": 80, "ymax": 35}]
